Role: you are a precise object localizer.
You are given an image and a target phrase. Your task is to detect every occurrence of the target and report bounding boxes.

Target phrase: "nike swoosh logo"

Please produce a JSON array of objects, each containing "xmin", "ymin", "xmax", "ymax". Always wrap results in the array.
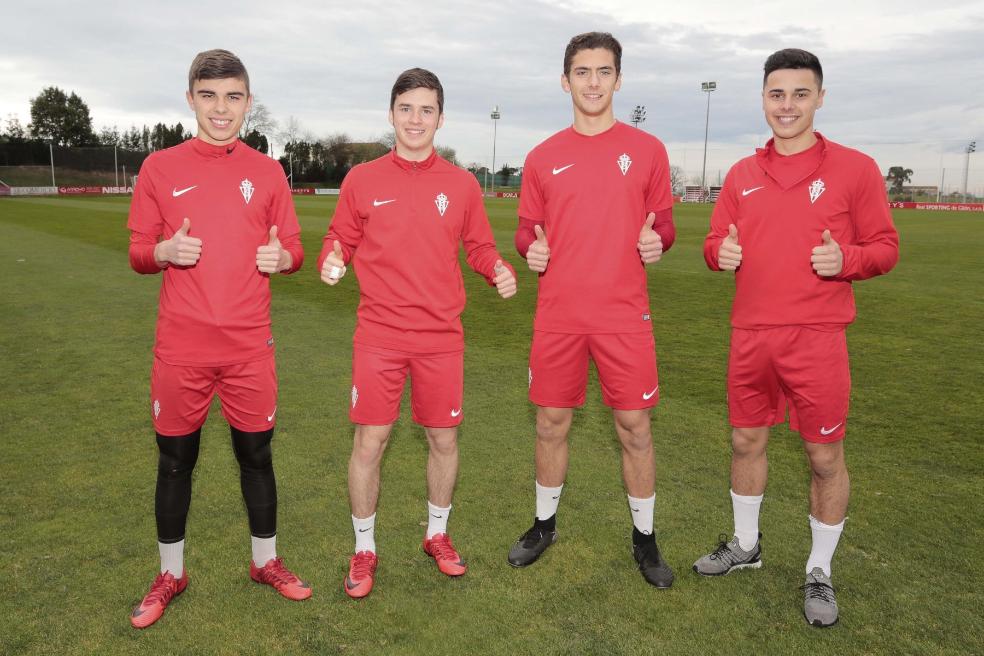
[
  {"xmin": 357, "ymin": 528, "xmax": 372, "ymax": 533},
  {"xmin": 172, "ymin": 185, "xmax": 197, "ymax": 197},
  {"xmin": 373, "ymin": 199, "xmax": 396, "ymax": 207},
  {"xmin": 267, "ymin": 407, "xmax": 276, "ymax": 422},
  {"xmin": 552, "ymin": 164, "xmax": 574, "ymax": 175},
  {"xmin": 345, "ymin": 577, "xmax": 360, "ymax": 590},
  {"xmin": 819, "ymin": 422, "xmax": 843, "ymax": 436},
  {"xmin": 741, "ymin": 186, "xmax": 764, "ymax": 197},
  {"xmin": 431, "ymin": 514, "xmax": 443, "ymax": 519},
  {"xmin": 450, "ymin": 408, "xmax": 461, "ymax": 417},
  {"xmin": 631, "ymin": 508, "xmax": 640, "ymax": 512},
  {"xmin": 642, "ymin": 386, "xmax": 658, "ymax": 400}
]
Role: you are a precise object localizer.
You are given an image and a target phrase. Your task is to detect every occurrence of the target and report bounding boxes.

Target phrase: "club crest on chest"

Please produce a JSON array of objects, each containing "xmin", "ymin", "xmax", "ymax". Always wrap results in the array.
[
  {"xmin": 240, "ymin": 179, "xmax": 254, "ymax": 204},
  {"xmin": 435, "ymin": 192, "xmax": 449, "ymax": 216}
]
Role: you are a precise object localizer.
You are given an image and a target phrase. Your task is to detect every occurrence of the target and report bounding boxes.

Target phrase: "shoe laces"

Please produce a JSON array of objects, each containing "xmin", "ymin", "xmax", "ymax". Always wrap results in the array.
[
  {"xmin": 801, "ymin": 579, "xmax": 836, "ymax": 603},
  {"xmin": 144, "ymin": 573, "xmax": 178, "ymax": 606},
  {"xmin": 350, "ymin": 551, "xmax": 376, "ymax": 579},
  {"xmin": 427, "ymin": 534, "xmax": 460, "ymax": 561},
  {"xmin": 520, "ymin": 526, "xmax": 545, "ymax": 548},
  {"xmin": 258, "ymin": 557, "xmax": 299, "ymax": 586},
  {"xmin": 708, "ymin": 533, "xmax": 737, "ymax": 561}
]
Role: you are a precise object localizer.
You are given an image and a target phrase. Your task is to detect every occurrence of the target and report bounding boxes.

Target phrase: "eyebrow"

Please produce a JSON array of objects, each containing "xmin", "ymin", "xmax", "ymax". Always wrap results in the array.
[
  {"xmin": 767, "ymin": 87, "xmax": 813, "ymax": 93},
  {"xmin": 574, "ymin": 65, "xmax": 614, "ymax": 72},
  {"xmin": 195, "ymin": 89, "xmax": 244, "ymax": 97},
  {"xmin": 397, "ymin": 103, "xmax": 436, "ymax": 110}
]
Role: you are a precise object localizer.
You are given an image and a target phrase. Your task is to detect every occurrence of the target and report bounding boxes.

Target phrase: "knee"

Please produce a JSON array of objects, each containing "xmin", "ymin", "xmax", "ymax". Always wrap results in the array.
[
  {"xmin": 731, "ymin": 427, "xmax": 768, "ymax": 457},
  {"xmin": 352, "ymin": 427, "xmax": 390, "ymax": 462},
  {"xmin": 426, "ymin": 428, "xmax": 458, "ymax": 456},
  {"xmin": 614, "ymin": 413, "xmax": 651, "ymax": 453},
  {"xmin": 157, "ymin": 431, "xmax": 200, "ymax": 478},
  {"xmin": 807, "ymin": 444, "xmax": 846, "ymax": 479},
  {"xmin": 231, "ymin": 428, "xmax": 274, "ymax": 471},
  {"xmin": 536, "ymin": 409, "xmax": 571, "ymax": 443}
]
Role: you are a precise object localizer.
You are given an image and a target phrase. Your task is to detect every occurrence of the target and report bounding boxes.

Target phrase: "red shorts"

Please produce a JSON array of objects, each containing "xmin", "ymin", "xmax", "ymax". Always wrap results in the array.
[
  {"xmin": 528, "ymin": 331, "xmax": 659, "ymax": 410},
  {"xmin": 350, "ymin": 345, "xmax": 464, "ymax": 427},
  {"xmin": 728, "ymin": 326, "xmax": 850, "ymax": 443},
  {"xmin": 150, "ymin": 355, "xmax": 278, "ymax": 436}
]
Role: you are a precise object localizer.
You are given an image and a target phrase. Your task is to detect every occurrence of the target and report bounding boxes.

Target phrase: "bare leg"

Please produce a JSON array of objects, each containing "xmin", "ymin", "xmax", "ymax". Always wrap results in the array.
[
  {"xmin": 348, "ymin": 424, "xmax": 394, "ymax": 518},
  {"xmin": 534, "ymin": 406, "xmax": 573, "ymax": 487},
  {"xmin": 424, "ymin": 426, "xmax": 459, "ymax": 507}
]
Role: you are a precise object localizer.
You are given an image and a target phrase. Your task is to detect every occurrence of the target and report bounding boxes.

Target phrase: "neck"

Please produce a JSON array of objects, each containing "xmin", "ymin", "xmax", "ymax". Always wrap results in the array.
[
  {"xmin": 772, "ymin": 129, "xmax": 817, "ymax": 156},
  {"xmin": 395, "ymin": 144, "xmax": 434, "ymax": 162},
  {"xmin": 572, "ymin": 111, "xmax": 616, "ymax": 136}
]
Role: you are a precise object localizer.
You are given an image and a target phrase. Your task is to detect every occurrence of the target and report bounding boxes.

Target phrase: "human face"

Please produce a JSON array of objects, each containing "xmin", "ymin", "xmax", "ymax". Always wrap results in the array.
[
  {"xmin": 186, "ymin": 77, "xmax": 251, "ymax": 147},
  {"xmin": 762, "ymin": 68, "xmax": 825, "ymax": 154},
  {"xmin": 561, "ymin": 48, "xmax": 621, "ymax": 124},
  {"xmin": 388, "ymin": 87, "xmax": 444, "ymax": 161}
]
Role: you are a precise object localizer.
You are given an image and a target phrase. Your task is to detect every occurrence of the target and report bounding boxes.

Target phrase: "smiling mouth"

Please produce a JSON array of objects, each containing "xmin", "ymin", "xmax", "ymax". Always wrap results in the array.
[
  {"xmin": 776, "ymin": 116, "xmax": 799, "ymax": 125},
  {"xmin": 210, "ymin": 118, "xmax": 231, "ymax": 128},
  {"xmin": 583, "ymin": 93, "xmax": 603, "ymax": 101}
]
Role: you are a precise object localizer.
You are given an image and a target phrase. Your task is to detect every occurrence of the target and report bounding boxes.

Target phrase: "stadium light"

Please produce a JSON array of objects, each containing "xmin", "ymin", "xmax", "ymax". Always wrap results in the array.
[
  {"xmin": 701, "ymin": 81, "xmax": 717, "ymax": 201},
  {"xmin": 49, "ymin": 142, "xmax": 56, "ymax": 187},
  {"xmin": 631, "ymin": 105, "xmax": 647, "ymax": 128},
  {"xmin": 490, "ymin": 106, "xmax": 501, "ymax": 196},
  {"xmin": 964, "ymin": 140, "xmax": 977, "ymax": 201}
]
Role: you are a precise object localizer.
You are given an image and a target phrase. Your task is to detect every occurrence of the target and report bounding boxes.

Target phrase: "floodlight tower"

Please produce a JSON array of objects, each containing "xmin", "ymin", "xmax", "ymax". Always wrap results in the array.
[
  {"xmin": 631, "ymin": 105, "xmax": 647, "ymax": 128},
  {"xmin": 490, "ymin": 105, "xmax": 501, "ymax": 196},
  {"xmin": 964, "ymin": 140, "xmax": 977, "ymax": 201},
  {"xmin": 700, "ymin": 81, "xmax": 717, "ymax": 200}
]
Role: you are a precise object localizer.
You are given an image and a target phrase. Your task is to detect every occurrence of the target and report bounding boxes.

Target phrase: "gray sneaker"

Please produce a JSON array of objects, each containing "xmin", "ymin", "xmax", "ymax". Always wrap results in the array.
[
  {"xmin": 692, "ymin": 533, "xmax": 762, "ymax": 576},
  {"xmin": 802, "ymin": 567, "xmax": 839, "ymax": 627}
]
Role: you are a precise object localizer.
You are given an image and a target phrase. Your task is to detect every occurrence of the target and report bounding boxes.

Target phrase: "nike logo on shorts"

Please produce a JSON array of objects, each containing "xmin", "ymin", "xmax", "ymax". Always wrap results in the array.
[
  {"xmin": 267, "ymin": 407, "xmax": 277, "ymax": 422},
  {"xmin": 172, "ymin": 185, "xmax": 197, "ymax": 197},
  {"xmin": 820, "ymin": 422, "xmax": 843, "ymax": 436},
  {"xmin": 552, "ymin": 164, "xmax": 574, "ymax": 175},
  {"xmin": 373, "ymin": 199, "xmax": 396, "ymax": 207},
  {"xmin": 642, "ymin": 386, "xmax": 658, "ymax": 400},
  {"xmin": 450, "ymin": 408, "xmax": 461, "ymax": 417}
]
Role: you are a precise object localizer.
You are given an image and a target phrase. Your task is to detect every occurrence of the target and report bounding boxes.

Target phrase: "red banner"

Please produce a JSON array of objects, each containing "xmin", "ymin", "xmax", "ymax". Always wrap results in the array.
[
  {"xmin": 291, "ymin": 188, "xmax": 314, "ymax": 195},
  {"xmin": 58, "ymin": 186, "xmax": 103, "ymax": 195},
  {"xmin": 890, "ymin": 202, "xmax": 983, "ymax": 212}
]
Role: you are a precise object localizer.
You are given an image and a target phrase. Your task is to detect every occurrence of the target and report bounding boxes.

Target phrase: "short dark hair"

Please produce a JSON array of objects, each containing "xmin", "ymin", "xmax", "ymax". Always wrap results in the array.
[
  {"xmin": 188, "ymin": 49, "xmax": 250, "ymax": 94},
  {"xmin": 390, "ymin": 68, "xmax": 444, "ymax": 114},
  {"xmin": 564, "ymin": 32, "xmax": 622, "ymax": 77},
  {"xmin": 763, "ymin": 48, "xmax": 823, "ymax": 88}
]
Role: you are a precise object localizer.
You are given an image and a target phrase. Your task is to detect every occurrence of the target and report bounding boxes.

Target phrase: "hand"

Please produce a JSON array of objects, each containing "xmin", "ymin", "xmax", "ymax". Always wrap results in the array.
[
  {"xmin": 320, "ymin": 240, "xmax": 347, "ymax": 285},
  {"xmin": 256, "ymin": 225, "xmax": 291, "ymax": 273},
  {"xmin": 811, "ymin": 229, "xmax": 843, "ymax": 277},
  {"xmin": 637, "ymin": 212, "xmax": 664, "ymax": 264},
  {"xmin": 526, "ymin": 224, "xmax": 550, "ymax": 273},
  {"xmin": 493, "ymin": 260, "xmax": 517, "ymax": 298},
  {"xmin": 155, "ymin": 217, "xmax": 202, "ymax": 267},
  {"xmin": 718, "ymin": 223, "xmax": 742, "ymax": 271}
]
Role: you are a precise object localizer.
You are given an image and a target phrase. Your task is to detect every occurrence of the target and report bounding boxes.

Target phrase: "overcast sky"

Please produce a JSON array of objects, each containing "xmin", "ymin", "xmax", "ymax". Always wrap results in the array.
[{"xmin": 3, "ymin": 0, "xmax": 982, "ymax": 188}]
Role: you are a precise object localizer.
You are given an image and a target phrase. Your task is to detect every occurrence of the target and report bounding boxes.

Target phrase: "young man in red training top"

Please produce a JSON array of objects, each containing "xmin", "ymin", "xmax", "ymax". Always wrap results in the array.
[
  {"xmin": 694, "ymin": 48, "xmax": 899, "ymax": 628},
  {"xmin": 318, "ymin": 68, "xmax": 517, "ymax": 599},
  {"xmin": 507, "ymin": 32, "xmax": 677, "ymax": 589},
  {"xmin": 127, "ymin": 49, "xmax": 310, "ymax": 629}
]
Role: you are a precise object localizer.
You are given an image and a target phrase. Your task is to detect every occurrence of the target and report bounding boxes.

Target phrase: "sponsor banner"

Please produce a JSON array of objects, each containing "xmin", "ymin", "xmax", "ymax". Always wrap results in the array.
[
  {"xmin": 291, "ymin": 188, "xmax": 315, "ymax": 195},
  {"xmin": 0, "ymin": 187, "xmax": 9, "ymax": 196},
  {"xmin": 11, "ymin": 186, "xmax": 59, "ymax": 196},
  {"xmin": 889, "ymin": 201, "xmax": 983, "ymax": 212},
  {"xmin": 483, "ymin": 191, "xmax": 521, "ymax": 198},
  {"xmin": 101, "ymin": 186, "xmax": 134, "ymax": 194},
  {"xmin": 58, "ymin": 186, "xmax": 103, "ymax": 195},
  {"xmin": 314, "ymin": 188, "xmax": 341, "ymax": 195}
]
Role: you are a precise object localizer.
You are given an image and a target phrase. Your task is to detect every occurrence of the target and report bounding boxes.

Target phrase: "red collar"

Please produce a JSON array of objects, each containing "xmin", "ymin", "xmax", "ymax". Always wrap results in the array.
[
  {"xmin": 389, "ymin": 148, "xmax": 438, "ymax": 171},
  {"xmin": 190, "ymin": 137, "xmax": 240, "ymax": 158}
]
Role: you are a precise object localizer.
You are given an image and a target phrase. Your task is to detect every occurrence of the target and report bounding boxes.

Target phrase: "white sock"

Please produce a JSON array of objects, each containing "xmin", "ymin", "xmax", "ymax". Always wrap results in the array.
[
  {"xmin": 353, "ymin": 513, "xmax": 376, "ymax": 553},
  {"xmin": 535, "ymin": 481, "xmax": 563, "ymax": 520},
  {"xmin": 731, "ymin": 489, "xmax": 763, "ymax": 551},
  {"xmin": 159, "ymin": 539, "xmax": 184, "ymax": 576},
  {"xmin": 627, "ymin": 494, "xmax": 655, "ymax": 535},
  {"xmin": 426, "ymin": 501, "xmax": 452, "ymax": 539},
  {"xmin": 806, "ymin": 515, "xmax": 845, "ymax": 576},
  {"xmin": 251, "ymin": 535, "xmax": 277, "ymax": 567}
]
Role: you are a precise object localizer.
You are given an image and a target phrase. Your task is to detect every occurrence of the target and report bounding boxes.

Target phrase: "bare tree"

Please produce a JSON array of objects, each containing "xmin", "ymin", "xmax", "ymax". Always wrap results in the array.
[
  {"xmin": 436, "ymin": 145, "xmax": 458, "ymax": 164},
  {"xmin": 241, "ymin": 98, "xmax": 277, "ymax": 138},
  {"xmin": 279, "ymin": 116, "xmax": 302, "ymax": 149},
  {"xmin": 669, "ymin": 165, "xmax": 685, "ymax": 194}
]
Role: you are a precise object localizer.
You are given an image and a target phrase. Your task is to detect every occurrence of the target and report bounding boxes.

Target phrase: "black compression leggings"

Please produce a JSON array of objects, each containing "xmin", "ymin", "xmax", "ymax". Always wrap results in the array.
[{"xmin": 154, "ymin": 427, "xmax": 278, "ymax": 542}]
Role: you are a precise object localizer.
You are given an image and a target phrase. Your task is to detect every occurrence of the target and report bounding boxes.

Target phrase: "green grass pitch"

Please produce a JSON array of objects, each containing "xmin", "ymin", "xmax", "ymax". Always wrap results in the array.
[{"xmin": 0, "ymin": 196, "xmax": 981, "ymax": 654}]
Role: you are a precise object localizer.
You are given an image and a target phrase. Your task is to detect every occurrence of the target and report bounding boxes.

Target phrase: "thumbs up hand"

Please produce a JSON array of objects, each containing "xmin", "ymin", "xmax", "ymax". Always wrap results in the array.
[
  {"xmin": 811, "ymin": 229, "xmax": 843, "ymax": 277},
  {"xmin": 493, "ymin": 259, "xmax": 517, "ymax": 299},
  {"xmin": 637, "ymin": 212, "xmax": 664, "ymax": 264},
  {"xmin": 155, "ymin": 217, "xmax": 203, "ymax": 267},
  {"xmin": 718, "ymin": 223, "xmax": 742, "ymax": 271},
  {"xmin": 256, "ymin": 225, "xmax": 291, "ymax": 273},
  {"xmin": 526, "ymin": 224, "xmax": 550, "ymax": 273},
  {"xmin": 321, "ymin": 240, "xmax": 347, "ymax": 285}
]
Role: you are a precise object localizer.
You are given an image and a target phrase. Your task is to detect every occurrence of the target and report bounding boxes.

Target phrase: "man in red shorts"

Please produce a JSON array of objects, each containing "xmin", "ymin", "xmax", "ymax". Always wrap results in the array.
[
  {"xmin": 694, "ymin": 48, "xmax": 899, "ymax": 628},
  {"xmin": 506, "ymin": 32, "xmax": 677, "ymax": 589},
  {"xmin": 127, "ymin": 49, "xmax": 310, "ymax": 629},
  {"xmin": 318, "ymin": 68, "xmax": 516, "ymax": 599}
]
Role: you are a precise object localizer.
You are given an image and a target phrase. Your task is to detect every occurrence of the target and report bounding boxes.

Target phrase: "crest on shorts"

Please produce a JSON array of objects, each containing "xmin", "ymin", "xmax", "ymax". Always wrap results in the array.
[
  {"xmin": 435, "ymin": 192, "xmax": 449, "ymax": 217},
  {"xmin": 528, "ymin": 367, "xmax": 533, "ymax": 389},
  {"xmin": 351, "ymin": 385, "xmax": 359, "ymax": 408},
  {"xmin": 617, "ymin": 153, "xmax": 632, "ymax": 176},
  {"xmin": 153, "ymin": 399, "xmax": 161, "ymax": 418},
  {"xmin": 240, "ymin": 178, "xmax": 254, "ymax": 204},
  {"xmin": 808, "ymin": 178, "xmax": 825, "ymax": 204}
]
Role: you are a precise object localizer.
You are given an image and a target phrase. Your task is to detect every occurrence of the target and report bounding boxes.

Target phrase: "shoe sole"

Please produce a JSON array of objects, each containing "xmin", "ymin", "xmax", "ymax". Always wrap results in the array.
[
  {"xmin": 507, "ymin": 532, "xmax": 558, "ymax": 568},
  {"xmin": 692, "ymin": 559, "xmax": 762, "ymax": 577},
  {"xmin": 805, "ymin": 614, "xmax": 839, "ymax": 628}
]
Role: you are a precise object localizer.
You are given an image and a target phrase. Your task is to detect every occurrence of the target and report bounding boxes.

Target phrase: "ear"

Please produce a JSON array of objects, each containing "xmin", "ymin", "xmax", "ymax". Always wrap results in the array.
[
  {"xmin": 437, "ymin": 113, "xmax": 445, "ymax": 130},
  {"xmin": 245, "ymin": 93, "xmax": 254, "ymax": 114},
  {"xmin": 186, "ymin": 89, "xmax": 195, "ymax": 111},
  {"xmin": 561, "ymin": 73, "xmax": 571, "ymax": 94},
  {"xmin": 388, "ymin": 109, "xmax": 395, "ymax": 128},
  {"xmin": 817, "ymin": 87, "xmax": 825, "ymax": 110},
  {"xmin": 614, "ymin": 73, "xmax": 622, "ymax": 92}
]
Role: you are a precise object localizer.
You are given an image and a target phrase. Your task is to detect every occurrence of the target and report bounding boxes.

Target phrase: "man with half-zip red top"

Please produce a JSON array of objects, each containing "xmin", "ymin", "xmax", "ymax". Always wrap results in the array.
[
  {"xmin": 127, "ymin": 49, "xmax": 310, "ymax": 630},
  {"xmin": 695, "ymin": 48, "xmax": 898, "ymax": 629},
  {"xmin": 318, "ymin": 67, "xmax": 516, "ymax": 599}
]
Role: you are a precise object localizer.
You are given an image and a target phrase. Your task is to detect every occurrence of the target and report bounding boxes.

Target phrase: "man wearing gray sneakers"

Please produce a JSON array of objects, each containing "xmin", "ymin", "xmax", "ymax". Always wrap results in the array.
[{"xmin": 695, "ymin": 48, "xmax": 899, "ymax": 627}]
